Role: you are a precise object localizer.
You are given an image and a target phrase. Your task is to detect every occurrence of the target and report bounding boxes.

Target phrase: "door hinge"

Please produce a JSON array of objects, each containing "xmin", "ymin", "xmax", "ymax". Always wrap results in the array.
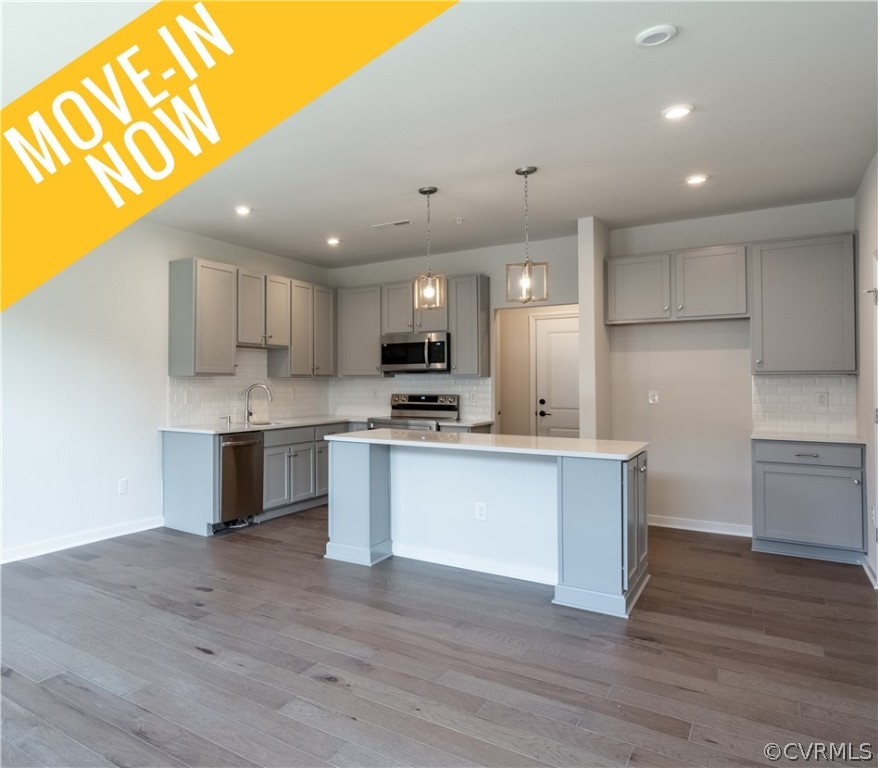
[
  {"xmin": 865, "ymin": 288, "xmax": 878, "ymax": 306},
  {"xmin": 874, "ymin": 408, "xmax": 878, "ymax": 424}
]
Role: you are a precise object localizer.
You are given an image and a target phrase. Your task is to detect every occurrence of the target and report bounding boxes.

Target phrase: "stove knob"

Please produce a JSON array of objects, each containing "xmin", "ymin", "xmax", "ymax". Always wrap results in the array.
[
  {"xmin": 400, "ymin": 395, "xmax": 407, "ymax": 402},
  {"xmin": 392, "ymin": 396, "xmax": 399, "ymax": 403},
  {"xmin": 439, "ymin": 396, "xmax": 445, "ymax": 403}
]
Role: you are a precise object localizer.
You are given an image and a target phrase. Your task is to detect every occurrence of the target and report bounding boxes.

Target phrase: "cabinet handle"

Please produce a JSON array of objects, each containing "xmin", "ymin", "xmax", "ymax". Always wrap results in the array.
[
  {"xmin": 407, "ymin": 322, "xmax": 413, "ymax": 328},
  {"xmin": 451, "ymin": 365, "xmax": 456, "ymax": 369},
  {"xmin": 853, "ymin": 478, "xmax": 861, "ymax": 485},
  {"xmin": 677, "ymin": 305, "xmax": 683, "ymax": 311},
  {"xmin": 317, "ymin": 448, "xmax": 324, "ymax": 454},
  {"xmin": 663, "ymin": 306, "xmax": 669, "ymax": 312},
  {"xmin": 755, "ymin": 359, "xmax": 762, "ymax": 365},
  {"xmin": 639, "ymin": 466, "xmax": 647, "ymax": 473},
  {"xmin": 292, "ymin": 452, "xmax": 298, "ymax": 457},
  {"xmin": 794, "ymin": 452, "xmax": 819, "ymax": 458}
]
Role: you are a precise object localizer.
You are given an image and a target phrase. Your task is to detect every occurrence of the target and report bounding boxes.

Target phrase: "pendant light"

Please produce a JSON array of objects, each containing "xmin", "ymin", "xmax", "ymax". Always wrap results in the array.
[
  {"xmin": 413, "ymin": 185, "xmax": 446, "ymax": 310},
  {"xmin": 506, "ymin": 166, "xmax": 548, "ymax": 303}
]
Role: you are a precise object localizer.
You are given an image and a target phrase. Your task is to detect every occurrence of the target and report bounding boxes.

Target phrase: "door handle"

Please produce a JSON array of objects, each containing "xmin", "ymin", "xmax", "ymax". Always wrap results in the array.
[{"xmin": 539, "ymin": 410, "xmax": 552, "ymax": 417}]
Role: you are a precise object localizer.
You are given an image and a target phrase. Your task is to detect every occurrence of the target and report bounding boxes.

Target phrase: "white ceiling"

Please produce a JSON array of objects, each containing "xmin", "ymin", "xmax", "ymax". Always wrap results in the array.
[{"xmin": 4, "ymin": 2, "xmax": 877, "ymax": 269}]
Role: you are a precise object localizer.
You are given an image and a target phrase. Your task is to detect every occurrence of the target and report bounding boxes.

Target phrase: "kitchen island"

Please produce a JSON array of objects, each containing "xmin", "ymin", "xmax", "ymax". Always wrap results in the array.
[{"xmin": 325, "ymin": 429, "xmax": 650, "ymax": 618}]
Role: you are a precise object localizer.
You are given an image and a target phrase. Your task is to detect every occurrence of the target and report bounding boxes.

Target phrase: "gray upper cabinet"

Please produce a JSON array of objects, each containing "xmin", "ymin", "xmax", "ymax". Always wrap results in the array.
[
  {"xmin": 606, "ymin": 246, "xmax": 748, "ymax": 324},
  {"xmin": 313, "ymin": 285, "xmax": 335, "ymax": 377},
  {"xmin": 751, "ymin": 234, "xmax": 856, "ymax": 374},
  {"xmin": 338, "ymin": 285, "xmax": 382, "ymax": 377},
  {"xmin": 268, "ymin": 280, "xmax": 335, "ymax": 378},
  {"xmin": 675, "ymin": 245, "xmax": 747, "ymax": 319},
  {"xmin": 169, "ymin": 258, "xmax": 237, "ymax": 376},
  {"xmin": 606, "ymin": 253, "xmax": 671, "ymax": 323},
  {"xmin": 237, "ymin": 269, "xmax": 266, "ymax": 346},
  {"xmin": 381, "ymin": 280, "xmax": 448, "ymax": 333},
  {"xmin": 265, "ymin": 275, "xmax": 291, "ymax": 347},
  {"xmin": 448, "ymin": 274, "xmax": 490, "ymax": 376}
]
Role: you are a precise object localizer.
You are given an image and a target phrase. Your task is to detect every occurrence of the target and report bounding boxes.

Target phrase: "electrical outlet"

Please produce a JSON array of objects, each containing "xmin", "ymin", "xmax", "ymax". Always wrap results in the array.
[
  {"xmin": 468, "ymin": 392, "xmax": 477, "ymax": 404},
  {"xmin": 815, "ymin": 391, "xmax": 829, "ymax": 408},
  {"xmin": 648, "ymin": 390, "xmax": 659, "ymax": 405},
  {"xmin": 474, "ymin": 502, "xmax": 487, "ymax": 521},
  {"xmin": 118, "ymin": 478, "xmax": 128, "ymax": 495}
]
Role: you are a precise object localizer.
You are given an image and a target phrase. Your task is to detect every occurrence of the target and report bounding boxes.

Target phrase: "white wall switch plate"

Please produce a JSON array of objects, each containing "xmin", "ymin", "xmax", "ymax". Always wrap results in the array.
[
  {"xmin": 474, "ymin": 501, "xmax": 487, "ymax": 520},
  {"xmin": 118, "ymin": 478, "xmax": 128, "ymax": 495},
  {"xmin": 815, "ymin": 391, "xmax": 829, "ymax": 407},
  {"xmin": 648, "ymin": 390, "xmax": 659, "ymax": 405}
]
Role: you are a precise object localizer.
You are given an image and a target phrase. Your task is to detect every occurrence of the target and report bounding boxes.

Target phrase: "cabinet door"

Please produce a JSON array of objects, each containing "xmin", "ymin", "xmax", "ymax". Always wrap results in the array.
[
  {"xmin": 754, "ymin": 463, "xmax": 864, "ymax": 550},
  {"xmin": 636, "ymin": 453, "xmax": 648, "ymax": 573},
  {"xmin": 265, "ymin": 275, "xmax": 291, "ymax": 347},
  {"xmin": 290, "ymin": 442, "xmax": 316, "ymax": 502},
  {"xmin": 674, "ymin": 245, "xmax": 747, "ymax": 319},
  {"xmin": 194, "ymin": 260, "xmax": 237, "ymax": 374},
  {"xmin": 751, "ymin": 235, "xmax": 855, "ymax": 374},
  {"xmin": 382, "ymin": 282, "xmax": 415, "ymax": 333},
  {"xmin": 415, "ymin": 304, "xmax": 448, "ymax": 332},
  {"xmin": 315, "ymin": 440, "xmax": 329, "ymax": 496},
  {"xmin": 448, "ymin": 274, "xmax": 490, "ymax": 376},
  {"xmin": 290, "ymin": 280, "xmax": 314, "ymax": 376},
  {"xmin": 237, "ymin": 269, "xmax": 266, "ymax": 346},
  {"xmin": 623, "ymin": 453, "xmax": 649, "ymax": 591},
  {"xmin": 263, "ymin": 445, "xmax": 291, "ymax": 509},
  {"xmin": 313, "ymin": 286, "xmax": 335, "ymax": 376},
  {"xmin": 338, "ymin": 286, "xmax": 382, "ymax": 377},
  {"xmin": 606, "ymin": 254, "xmax": 671, "ymax": 323}
]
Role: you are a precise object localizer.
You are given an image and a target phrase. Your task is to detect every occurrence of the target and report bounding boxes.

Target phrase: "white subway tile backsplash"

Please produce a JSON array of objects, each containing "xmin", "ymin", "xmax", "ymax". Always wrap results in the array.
[
  {"xmin": 752, "ymin": 375, "xmax": 857, "ymax": 435},
  {"xmin": 167, "ymin": 348, "xmax": 494, "ymax": 427}
]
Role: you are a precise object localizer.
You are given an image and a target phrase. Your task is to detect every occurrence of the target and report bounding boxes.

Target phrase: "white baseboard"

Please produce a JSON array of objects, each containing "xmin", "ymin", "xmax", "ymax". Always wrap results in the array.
[
  {"xmin": 864, "ymin": 558, "xmax": 878, "ymax": 589},
  {"xmin": 649, "ymin": 514, "xmax": 752, "ymax": 538},
  {"xmin": 1, "ymin": 516, "xmax": 164, "ymax": 564},
  {"xmin": 392, "ymin": 542, "xmax": 556, "ymax": 585}
]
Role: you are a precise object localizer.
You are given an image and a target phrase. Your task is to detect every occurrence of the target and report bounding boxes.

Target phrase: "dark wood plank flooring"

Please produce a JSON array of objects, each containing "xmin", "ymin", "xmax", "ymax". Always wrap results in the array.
[{"xmin": 2, "ymin": 508, "xmax": 876, "ymax": 767}]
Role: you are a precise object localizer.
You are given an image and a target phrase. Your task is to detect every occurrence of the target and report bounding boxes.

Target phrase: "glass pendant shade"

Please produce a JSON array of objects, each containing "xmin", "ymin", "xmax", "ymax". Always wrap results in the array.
[
  {"xmin": 506, "ymin": 261, "xmax": 548, "ymax": 303},
  {"xmin": 414, "ymin": 273, "xmax": 446, "ymax": 310}
]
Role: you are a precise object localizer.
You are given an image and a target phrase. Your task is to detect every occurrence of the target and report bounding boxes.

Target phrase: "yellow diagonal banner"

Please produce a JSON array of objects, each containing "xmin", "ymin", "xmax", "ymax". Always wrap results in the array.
[{"xmin": 1, "ymin": 0, "xmax": 455, "ymax": 310}]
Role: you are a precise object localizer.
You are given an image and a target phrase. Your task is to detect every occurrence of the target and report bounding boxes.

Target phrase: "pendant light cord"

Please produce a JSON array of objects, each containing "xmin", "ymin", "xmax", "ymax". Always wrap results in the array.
[
  {"xmin": 523, "ymin": 171, "xmax": 530, "ymax": 266},
  {"xmin": 425, "ymin": 191, "xmax": 433, "ymax": 278}
]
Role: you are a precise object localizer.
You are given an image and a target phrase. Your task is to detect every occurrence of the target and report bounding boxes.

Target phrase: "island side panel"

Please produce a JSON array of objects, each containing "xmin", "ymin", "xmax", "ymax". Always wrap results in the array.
[
  {"xmin": 325, "ymin": 440, "xmax": 392, "ymax": 565},
  {"xmin": 162, "ymin": 431, "xmax": 217, "ymax": 536},
  {"xmin": 554, "ymin": 456, "xmax": 628, "ymax": 616}
]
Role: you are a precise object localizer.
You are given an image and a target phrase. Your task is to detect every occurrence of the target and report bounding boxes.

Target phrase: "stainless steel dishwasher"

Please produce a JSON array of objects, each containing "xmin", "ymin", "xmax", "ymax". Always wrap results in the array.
[{"xmin": 219, "ymin": 432, "xmax": 264, "ymax": 523}]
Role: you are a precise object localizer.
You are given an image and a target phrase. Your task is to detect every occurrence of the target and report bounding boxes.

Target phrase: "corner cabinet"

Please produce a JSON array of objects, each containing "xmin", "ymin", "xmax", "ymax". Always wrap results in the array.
[
  {"xmin": 169, "ymin": 258, "xmax": 237, "ymax": 376},
  {"xmin": 448, "ymin": 274, "xmax": 490, "ymax": 376},
  {"xmin": 606, "ymin": 245, "xmax": 747, "ymax": 324},
  {"xmin": 751, "ymin": 235, "xmax": 856, "ymax": 374},
  {"xmin": 337, "ymin": 286, "xmax": 382, "ymax": 377},
  {"xmin": 752, "ymin": 439, "xmax": 865, "ymax": 564}
]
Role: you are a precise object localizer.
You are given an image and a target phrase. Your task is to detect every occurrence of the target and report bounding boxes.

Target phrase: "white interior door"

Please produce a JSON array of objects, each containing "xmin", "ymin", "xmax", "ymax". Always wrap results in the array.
[{"xmin": 531, "ymin": 316, "xmax": 580, "ymax": 437}]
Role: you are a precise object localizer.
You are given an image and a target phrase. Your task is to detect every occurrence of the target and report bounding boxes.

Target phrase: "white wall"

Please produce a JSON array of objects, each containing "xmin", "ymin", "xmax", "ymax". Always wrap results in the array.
[
  {"xmin": 855, "ymin": 153, "xmax": 878, "ymax": 585},
  {"xmin": 606, "ymin": 199, "xmax": 857, "ymax": 534},
  {"xmin": 0, "ymin": 220, "xmax": 329, "ymax": 563}
]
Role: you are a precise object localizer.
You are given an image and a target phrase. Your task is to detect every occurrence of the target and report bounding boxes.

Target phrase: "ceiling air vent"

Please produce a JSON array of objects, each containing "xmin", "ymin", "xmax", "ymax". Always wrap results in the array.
[{"xmin": 371, "ymin": 219, "xmax": 411, "ymax": 230}]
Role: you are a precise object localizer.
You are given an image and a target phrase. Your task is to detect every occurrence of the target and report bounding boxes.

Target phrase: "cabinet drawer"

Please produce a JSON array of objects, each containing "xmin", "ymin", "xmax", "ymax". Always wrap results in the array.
[
  {"xmin": 264, "ymin": 427, "xmax": 315, "ymax": 447},
  {"xmin": 752, "ymin": 441, "xmax": 862, "ymax": 468},
  {"xmin": 315, "ymin": 423, "xmax": 347, "ymax": 440}
]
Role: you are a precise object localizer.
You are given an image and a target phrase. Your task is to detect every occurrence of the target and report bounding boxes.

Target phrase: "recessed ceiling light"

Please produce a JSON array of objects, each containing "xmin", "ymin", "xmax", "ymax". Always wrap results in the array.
[
  {"xmin": 327, "ymin": 237, "xmax": 341, "ymax": 246},
  {"xmin": 635, "ymin": 24, "xmax": 678, "ymax": 47},
  {"xmin": 685, "ymin": 174, "xmax": 708, "ymax": 185},
  {"xmin": 662, "ymin": 104, "xmax": 694, "ymax": 120},
  {"xmin": 234, "ymin": 205, "xmax": 252, "ymax": 216}
]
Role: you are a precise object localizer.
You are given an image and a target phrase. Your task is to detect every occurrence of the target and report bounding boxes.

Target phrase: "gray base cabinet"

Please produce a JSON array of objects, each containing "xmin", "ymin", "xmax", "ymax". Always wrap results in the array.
[
  {"xmin": 751, "ymin": 234, "xmax": 856, "ymax": 374},
  {"xmin": 752, "ymin": 439, "xmax": 865, "ymax": 563}
]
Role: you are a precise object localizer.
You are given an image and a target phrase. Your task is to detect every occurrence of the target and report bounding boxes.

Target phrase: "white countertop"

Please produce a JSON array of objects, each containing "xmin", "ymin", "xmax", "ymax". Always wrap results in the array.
[
  {"xmin": 160, "ymin": 416, "xmax": 494, "ymax": 435},
  {"xmin": 329, "ymin": 429, "xmax": 648, "ymax": 460},
  {"xmin": 751, "ymin": 432, "xmax": 866, "ymax": 445}
]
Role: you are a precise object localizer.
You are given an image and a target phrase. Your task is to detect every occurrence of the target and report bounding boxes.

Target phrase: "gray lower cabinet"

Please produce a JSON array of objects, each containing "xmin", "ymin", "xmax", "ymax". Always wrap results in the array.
[
  {"xmin": 751, "ymin": 234, "xmax": 856, "ymax": 374},
  {"xmin": 555, "ymin": 451, "xmax": 649, "ymax": 617},
  {"xmin": 263, "ymin": 423, "xmax": 347, "ymax": 510},
  {"xmin": 752, "ymin": 439, "xmax": 865, "ymax": 563}
]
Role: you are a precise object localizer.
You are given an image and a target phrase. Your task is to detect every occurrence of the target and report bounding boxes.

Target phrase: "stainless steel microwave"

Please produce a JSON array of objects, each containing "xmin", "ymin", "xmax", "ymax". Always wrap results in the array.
[{"xmin": 380, "ymin": 331, "xmax": 450, "ymax": 373}]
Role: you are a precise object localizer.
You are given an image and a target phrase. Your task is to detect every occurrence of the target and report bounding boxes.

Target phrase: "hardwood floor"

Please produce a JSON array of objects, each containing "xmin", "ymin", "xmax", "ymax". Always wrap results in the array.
[{"xmin": 2, "ymin": 508, "xmax": 876, "ymax": 767}]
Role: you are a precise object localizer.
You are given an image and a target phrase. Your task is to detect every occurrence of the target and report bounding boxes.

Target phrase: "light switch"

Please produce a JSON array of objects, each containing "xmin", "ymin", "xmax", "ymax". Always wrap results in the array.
[{"xmin": 648, "ymin": 390, "xmax": 659, "ymax": 405}]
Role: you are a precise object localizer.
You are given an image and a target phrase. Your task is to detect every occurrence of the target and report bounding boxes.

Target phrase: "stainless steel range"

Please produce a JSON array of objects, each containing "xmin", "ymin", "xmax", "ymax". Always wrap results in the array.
[{"xmin": 367, "ymin": 393, "xmax": 459, "ymax": 432}]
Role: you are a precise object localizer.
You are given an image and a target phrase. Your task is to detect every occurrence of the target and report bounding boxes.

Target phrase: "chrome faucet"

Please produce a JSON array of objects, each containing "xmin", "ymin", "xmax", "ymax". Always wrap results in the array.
[{"xmin": 245, "ymin": 383, "xmax": 273, "ymax": 425}]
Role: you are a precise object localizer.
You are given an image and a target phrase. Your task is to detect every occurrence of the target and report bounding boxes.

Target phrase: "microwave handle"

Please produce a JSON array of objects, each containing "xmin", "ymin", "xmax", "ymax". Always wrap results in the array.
[{"xmin": 424, "ymin": 337, "xmax": 430, "ymax": 367}]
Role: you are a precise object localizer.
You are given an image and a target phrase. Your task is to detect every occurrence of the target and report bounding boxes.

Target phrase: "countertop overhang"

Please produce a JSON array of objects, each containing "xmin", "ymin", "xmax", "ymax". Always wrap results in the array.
[
  {"xmin": 328, "ymin": 429, "xmax": 648, "ymax": 460},
  {"xmin": 160, "ymin": 416, "xmax": 495, "ymax": 435}
]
